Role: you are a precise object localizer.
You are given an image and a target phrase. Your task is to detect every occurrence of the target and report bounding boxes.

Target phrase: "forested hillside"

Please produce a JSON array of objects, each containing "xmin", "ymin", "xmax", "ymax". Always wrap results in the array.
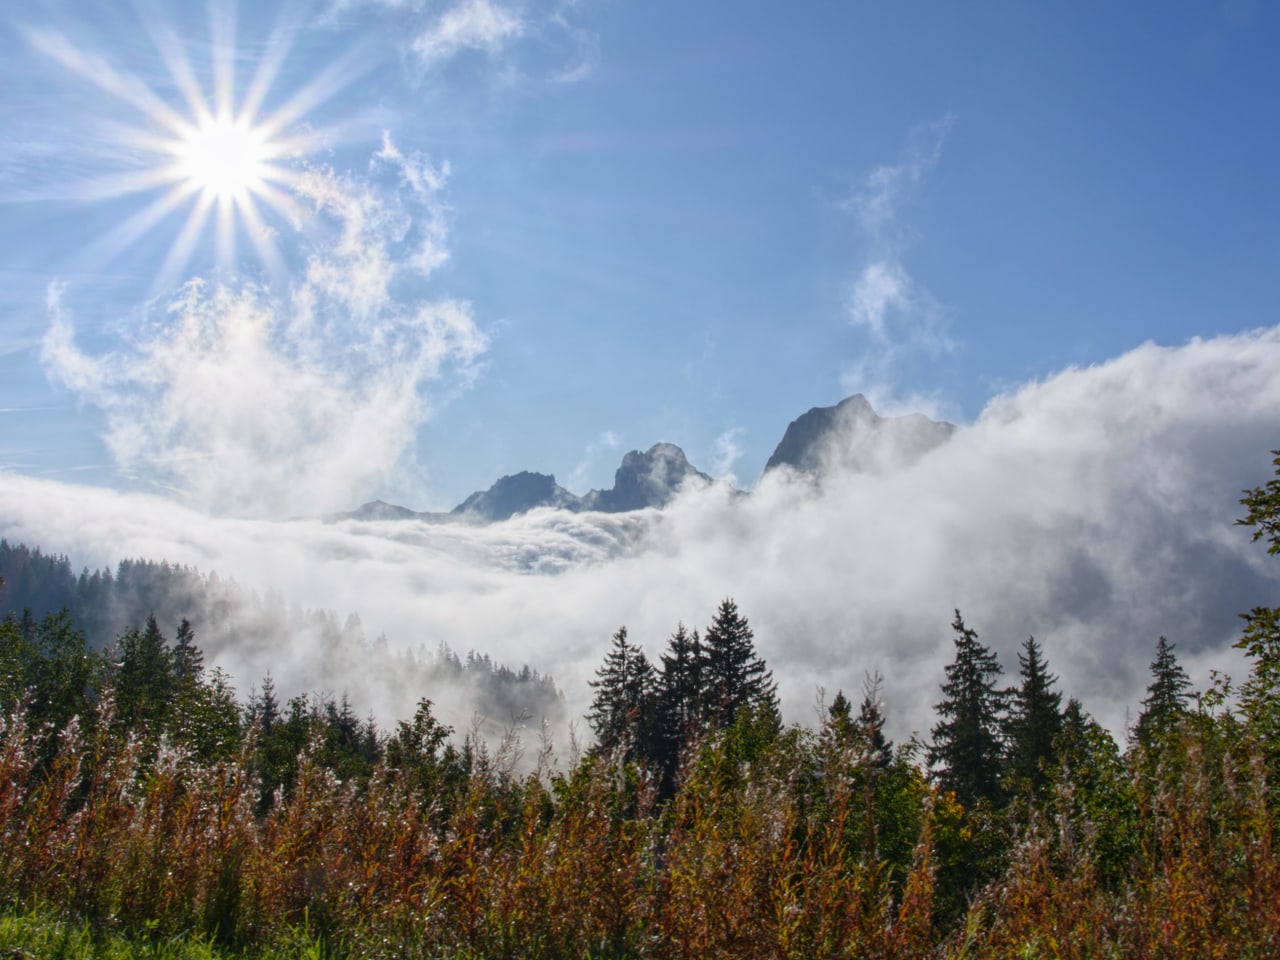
[
  {"xmin": 0, "ymin": 540, "xmax": 565, "ymax": 734},
  {"xmin": 0, "ymin": 451, "xmax": 1275, "ymax": 958}
]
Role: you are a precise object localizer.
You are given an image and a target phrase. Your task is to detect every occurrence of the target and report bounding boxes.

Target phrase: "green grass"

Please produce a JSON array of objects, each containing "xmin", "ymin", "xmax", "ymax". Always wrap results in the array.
[{"xmin": 0, "ymin": 910, "xmax": 330, "ymax": 960}]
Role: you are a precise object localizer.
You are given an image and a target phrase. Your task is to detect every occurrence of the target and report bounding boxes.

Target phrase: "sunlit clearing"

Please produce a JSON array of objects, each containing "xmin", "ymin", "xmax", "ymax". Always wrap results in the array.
[{"xmin": 175, "ymin": 115, "xmax": 272, "ymax": 202}]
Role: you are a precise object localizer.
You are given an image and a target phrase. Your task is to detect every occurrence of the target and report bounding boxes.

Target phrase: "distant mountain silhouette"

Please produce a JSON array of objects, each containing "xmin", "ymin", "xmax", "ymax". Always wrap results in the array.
[
  {"xmin": 765, "ymin": 394, "xmax": 954, "ymax": 477},
  {"xmin": 333, "ymin": 395, "xmax": 956, "ymax": 524},
  {"xmin": 580, "ymin": 442, "xmax": 712, "ymax": 513},
  {"xmin": 451, "ymin": 444, "xmax": 712, "ymax": 521},
  {"xmin": 452, "ymin": 472, "xmax": 580, "ymax": 522}
]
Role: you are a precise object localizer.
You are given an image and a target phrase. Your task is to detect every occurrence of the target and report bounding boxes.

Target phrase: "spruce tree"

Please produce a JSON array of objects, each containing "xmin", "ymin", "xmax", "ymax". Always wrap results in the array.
[
  {"xmin": 114, "ymin": 613, "xmax": 175, "ymax": 730},
  {"xmin": 172, "ymin": 617, "xmax": 203, "ymax": 683},
  {"xmin": 1004, "ymin": 635, "xmax": 1063, "ymax": 793},
  {"xmin": 587, "ymin": 627, "xmax": 658, "ymax": 760},
  {"xmin": 702, "ymin": 598, "xmax": 778, "ymax": 729},
  {"xmin": 652, "ymin": 622, "xmax": 706, "ymax": 783},
  {"xmin": 827, "ymin": 690, "xmax": 854, "ymax": 738},
  {"xmin": 858, "ymin": 671, "xmax": 893, "ymax": 768},
  {"xmin": 658, "ymin": 622, "xmax": 705, "ymax": 737},
  {"xmin": 929, "ymin": 610, "xmax": 1009, "ymax": 808},
  {"xmin": 1236, "ymin": 450, "xmax": 1280, "ymax": 747},
  {"xmin": 1134, "ymin": 636, "xmax": 1191, "ymax": 749}
]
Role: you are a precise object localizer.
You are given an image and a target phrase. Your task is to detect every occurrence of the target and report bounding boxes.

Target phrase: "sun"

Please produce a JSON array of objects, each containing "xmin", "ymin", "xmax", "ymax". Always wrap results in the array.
[
  {"xmin": 173, "ymin": 113, "xmax": 274, "ymax": 203},
  {"xmin": 23, "ymin": 7, "xmax": 365, "ymax": 288}
]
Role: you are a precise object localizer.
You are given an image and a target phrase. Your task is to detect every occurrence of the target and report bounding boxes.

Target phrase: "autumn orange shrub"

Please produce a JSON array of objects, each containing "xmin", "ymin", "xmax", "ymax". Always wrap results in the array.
[{"xmin": 0, "ymin": 694, "xmax": 1277, "ymax": 960}]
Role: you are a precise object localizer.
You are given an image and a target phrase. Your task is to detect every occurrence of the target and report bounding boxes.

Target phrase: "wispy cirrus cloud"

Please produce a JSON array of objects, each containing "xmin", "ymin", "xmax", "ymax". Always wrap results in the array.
[
  {"xmin": 412, "ymin": 0, "xmax": 525, "ymax": 68},
  {"xmin": 841, "ymin": 117, "xmax": 954, "ymax": 403},
  {"xmin": 568, "ymin": 429, "xmax": 622, "ymax": 491},
  {"xmin": 325, "ymin": 0, "xmax": 596, "ymax": 85}
]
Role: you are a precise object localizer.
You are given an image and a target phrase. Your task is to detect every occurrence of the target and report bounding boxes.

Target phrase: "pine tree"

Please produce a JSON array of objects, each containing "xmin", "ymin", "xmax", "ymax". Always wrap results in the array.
[
  {"xmin": 702, "ymin": 598, "xmax": 778, "ymax": 729},
  {"xmin": 172, "ymin": 617, "xmax": 203, "ymax": 683},
  {"xmin": 1134, "ymin": 636, "xmax": 1191, "ymax": 749},
  {"xmin": 858, "ymin": 671, "xmax": 893, "ymax": 768},
  {"xmin": 248, "ymin": 673, "xmax": 280, "ymax": 736},
  {"xmin": 658, "ymin": 623, "xmax": 705, "ymax": 732},
  {"xmin": 1236, "ymin": 450, "xmax": 1280, "ymax": 748},
  {"xmin": 114, "ymin": 613, "xmax": 175, "ymax": 730},
  {"xmin": 652, "ymin": 622, "xmax": 706, "ymax": 784},
  {"xmin": 929, "ymin": 610, "xmax": 1009, "ymax": 808},
  {"xmin": 827, "ymin": 690, "xmax": 854, "ymax": 739},
  {"xmin": 386, "ymin": 698, "xmax": 458, "ymax": 802},
  {"xmin": 29, "ymin": 609, "xmax": 100, "ymax": 729},
  {"xmin": 1004, "ymin": 635, "xmax": 1062, "ymax": 793},
  {"xmin": 587, "ymin": 627, "xmax": 658, "ymax": 759}
]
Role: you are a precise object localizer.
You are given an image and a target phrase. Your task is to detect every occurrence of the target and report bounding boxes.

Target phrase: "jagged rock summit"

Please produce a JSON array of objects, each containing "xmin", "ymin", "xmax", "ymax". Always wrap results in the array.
[
  {"xmin": 452, "ymin": 472, "xmax": 580, "ymax": 522},
  {"xmin": 765, "ymin": 394, "xmax": 955, "ymax": 477},
  {"xmin": 582, "ymin": 442, "xmax": 712, "ymax": 513},
  {"xmin": 332, "ymin": 394, "xmax": 956, "ymax": 524},
  {"xmin": 450, "ymin": 443, "xmax": 712, "ymax": 522}
]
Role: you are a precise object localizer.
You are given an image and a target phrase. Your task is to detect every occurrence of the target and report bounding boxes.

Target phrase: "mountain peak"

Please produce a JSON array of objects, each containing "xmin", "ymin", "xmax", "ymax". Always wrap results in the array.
[
  {"xmin": 765, "ymin": 394, "xmax": 954, "ymax": 477},
  {"xmin": 583, "ymin": 442, "xmax": 711, "ymax": 513},
  {"xmin": 452, "ymin": 471, "xmax": 578, "ymax": 522}
]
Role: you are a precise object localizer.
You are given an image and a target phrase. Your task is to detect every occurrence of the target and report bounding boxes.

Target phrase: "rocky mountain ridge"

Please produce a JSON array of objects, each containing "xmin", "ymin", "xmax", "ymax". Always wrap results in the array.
[{"xmin": 330, "ymin": 395, "xmax": 954, "ymax": 524}]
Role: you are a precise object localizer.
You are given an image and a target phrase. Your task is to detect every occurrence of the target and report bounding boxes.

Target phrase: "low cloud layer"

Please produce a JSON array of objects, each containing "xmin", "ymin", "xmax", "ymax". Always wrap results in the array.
[{"xmin": 5, "ymin": 328, "xmax": 1280, "ymax": 744}]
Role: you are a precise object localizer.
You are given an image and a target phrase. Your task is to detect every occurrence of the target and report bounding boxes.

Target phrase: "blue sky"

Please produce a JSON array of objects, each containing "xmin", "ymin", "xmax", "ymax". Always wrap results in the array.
[{"xmin": 2, "ymin": 0, "xmax": 1278, "ymax": 512}]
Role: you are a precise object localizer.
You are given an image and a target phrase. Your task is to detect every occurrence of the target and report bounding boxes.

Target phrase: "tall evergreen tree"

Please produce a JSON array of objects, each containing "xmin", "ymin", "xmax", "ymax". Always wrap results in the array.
[
  {"xmin": 587, "ymin": 627, "xmax": 658, "ymax": 760},
  {"xmin": 929, "ymin": 610, "xmax": 1009, "ymax": 808},
  {"xmin": 1004, "ymin": 635, "xmax": 1063, "ymax": 793},
  {"xmin": 658, "ymin": 622, "xmax": 705, "ymax": 736},
  {"xmin": 172, "ymin": 617, "xmax": 203, "ymax": 683},
  {"xmin": 248, "ymin": 673, "xmax": 281, "ymax": 735},
  {"xmin": 114, "ymin": 613, "xmax": 175, "ymax": 730},
  {"xmin": 702, "ymin": 598, "xmax": 778, "ymax": 729},
  {"xmin": 651, "ymin": 622, "xmax": 706, "ymax": 785},
  {"xmin": 827, "ymin": 690, "xmax": 854, "ymax": 739},
  {"xmin": 858, "ymin": 671, "xmax": 893, "ymax": 769},
  {"xmin": 1235, "ymin": 450, "xmax": 1280, "ymax": 748},
  {"xmin": 386, "ymin": 698, "xmax": 459, "ymax": 803},
  {"xmin": 29, "ymin": 609, "xmax": 100, "ymax": 729},
  {"xmin": 1134, "ymin": 636, "xmax": 1191, "ymax": 748}
]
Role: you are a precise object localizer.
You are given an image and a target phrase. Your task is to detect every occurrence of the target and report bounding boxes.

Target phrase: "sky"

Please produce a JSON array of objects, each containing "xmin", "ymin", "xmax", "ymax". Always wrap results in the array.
[{"xmin": 0, "ymin": 0, "xmax": 1278, "ymax": 740}]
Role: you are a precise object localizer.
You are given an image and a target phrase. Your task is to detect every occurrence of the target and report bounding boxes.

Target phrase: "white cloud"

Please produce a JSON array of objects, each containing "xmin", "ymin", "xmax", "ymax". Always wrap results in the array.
[
  {"xmin": 327, "ymin": 0, "xmax": 595, "ymax": 86},
  {"xmin": 711, "ymin": 427, "xmax": 745, "ymax": 482},
  {"xmin": 411, "ymin": 0, "xmax": 525, "ymax": 68},
  {"xmin": 567, "ymin": 429, "xmax": 622, "ymax": 491},
  {"xmin": 849, "ymin": 259, "xmax": 911, "ymax": 341},
  {"xmin": 841, "ymin": 118, "xmax": 954, "ymax": 399},
  {"xmin": 848, "ymin": 116, "xmax": 951, "ymax": 238},
  {"xmin": 39, "ymin": 142, "xmax": 487, "ymax": 518},
  {"xmin": 9, "ymin": 329, "xmax": 1280, "ymax": 746},
  {"xmin": 372, "ymin": 131, "xmax": 453, "ymax": 278}
]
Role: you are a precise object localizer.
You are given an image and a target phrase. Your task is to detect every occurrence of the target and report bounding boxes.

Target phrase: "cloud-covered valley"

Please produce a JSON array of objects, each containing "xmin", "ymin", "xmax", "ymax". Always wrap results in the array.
[{"xmin": 4, "ymin": 326, "xmax": 1278, "ymax": 744}]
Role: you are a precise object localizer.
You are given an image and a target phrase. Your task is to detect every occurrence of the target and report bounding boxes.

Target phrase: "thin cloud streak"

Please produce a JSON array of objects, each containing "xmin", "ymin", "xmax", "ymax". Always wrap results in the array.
[{"xmin": 412, "ymin": 0, "xmax": 525, "ymax": 67}]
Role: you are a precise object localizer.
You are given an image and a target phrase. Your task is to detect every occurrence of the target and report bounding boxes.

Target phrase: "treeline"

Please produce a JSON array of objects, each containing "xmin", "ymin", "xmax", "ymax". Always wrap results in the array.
[
  {"xmin": 0, "ymin": 451, "xmax": 1273, "ymax": 957},
  {"xmin": 0, "ymin": 539, "xmax": 566, "ymax": 732}
]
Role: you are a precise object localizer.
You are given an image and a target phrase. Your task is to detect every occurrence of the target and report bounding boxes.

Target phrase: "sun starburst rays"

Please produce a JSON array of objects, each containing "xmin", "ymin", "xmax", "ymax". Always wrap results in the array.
[{"xmin": 24, "ymin": 5, "xmax": 360, "ymax": 291}]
